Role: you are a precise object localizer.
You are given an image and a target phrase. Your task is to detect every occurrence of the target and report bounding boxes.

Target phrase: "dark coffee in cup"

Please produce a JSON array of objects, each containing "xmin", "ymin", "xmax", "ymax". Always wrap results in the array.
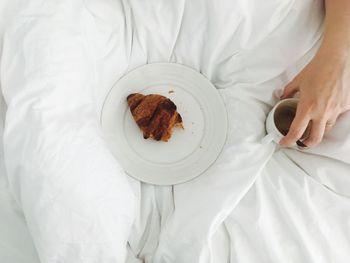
[
  {"xmin": 274, "ymin": 103, "xmax": 297, "ymax": 136},
  {"xmin": 273, "ymin": 100, "xmax": 310, "ymax": 143}
]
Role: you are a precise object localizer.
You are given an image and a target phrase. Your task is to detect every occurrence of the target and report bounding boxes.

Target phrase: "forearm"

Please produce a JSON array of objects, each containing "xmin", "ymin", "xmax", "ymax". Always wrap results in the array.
[{"xmin": 321, "ymin": 0, "xmax": 350, "ymax": 60}]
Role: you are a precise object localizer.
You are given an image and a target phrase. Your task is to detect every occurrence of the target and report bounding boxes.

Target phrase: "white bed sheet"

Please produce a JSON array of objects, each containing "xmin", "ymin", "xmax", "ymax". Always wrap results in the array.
[
  {"xmin": 1, "ymin": 0, "xmax": 350, "ymax": 263},
  {"xmin": 0, "ymin": 1, "xmax": 41, "ymax": 263}
]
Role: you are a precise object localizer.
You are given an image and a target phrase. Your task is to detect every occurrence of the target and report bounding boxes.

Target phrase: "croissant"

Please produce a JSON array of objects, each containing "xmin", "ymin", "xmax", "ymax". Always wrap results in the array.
[{"xmin": 127, "ymin": 93, "xmax": 183, "ymax": 142}]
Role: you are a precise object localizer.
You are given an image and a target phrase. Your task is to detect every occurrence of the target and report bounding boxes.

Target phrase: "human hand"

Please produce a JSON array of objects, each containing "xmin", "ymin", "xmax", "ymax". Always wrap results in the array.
[{"xmin": 279, "ymin": 49, "xmax": 350, "ymax": 148}]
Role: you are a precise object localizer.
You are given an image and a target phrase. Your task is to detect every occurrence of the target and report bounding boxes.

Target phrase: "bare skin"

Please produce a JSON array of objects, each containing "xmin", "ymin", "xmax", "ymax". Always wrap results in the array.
[{"xmin": 279, "ymin": 0, "xmax": 350, "ymax": 148}]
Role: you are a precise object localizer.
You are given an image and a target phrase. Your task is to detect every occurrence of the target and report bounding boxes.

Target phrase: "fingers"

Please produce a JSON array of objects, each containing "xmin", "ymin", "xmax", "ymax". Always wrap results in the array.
[
  {"xmin": 301, "ymin": 119, "xmax": 326, "ymax": 147},
  {"xmin": 279, "ymin": 108, "xmax": 339, "ymax": 148},
  {"xmin": 279, "ymin": 104, "xmax": 310, "ymax": 147},
  {"xmin": 281, "ymin": 80, "xmax": 299, "ymax": 99}
]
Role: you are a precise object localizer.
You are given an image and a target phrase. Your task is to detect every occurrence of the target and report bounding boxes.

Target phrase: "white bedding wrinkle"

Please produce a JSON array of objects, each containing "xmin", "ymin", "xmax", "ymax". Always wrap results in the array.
[
  {"xmin": 1, "ymin": 1, "xmax": 136, "ymax": 263},
  {"xmin": 1, "ymin": 0, "xmax": 350, "ymax": 263}
]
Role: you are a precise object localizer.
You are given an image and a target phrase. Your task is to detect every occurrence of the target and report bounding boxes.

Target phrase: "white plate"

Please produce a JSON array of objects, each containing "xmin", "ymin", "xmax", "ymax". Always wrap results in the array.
[{"xmin": 101, "ymin": 63, "xmax": 228, "ymax": 185}]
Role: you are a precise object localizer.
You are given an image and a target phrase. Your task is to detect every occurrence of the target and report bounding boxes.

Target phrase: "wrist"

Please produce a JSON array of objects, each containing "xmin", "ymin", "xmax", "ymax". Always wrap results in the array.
[
  {"xmin": 320, "ymin": 26, "xmax": 350, "ymax": 63},
  {"xmin": 317, "ymin": 40, "xmax": 350, "ymax": 66}
]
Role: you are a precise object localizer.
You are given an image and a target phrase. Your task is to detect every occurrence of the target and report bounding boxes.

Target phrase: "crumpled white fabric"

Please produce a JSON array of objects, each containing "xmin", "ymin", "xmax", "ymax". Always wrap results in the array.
[
  {"xmin": 1, "ymin": 1, "xmax": 136, "ymax": 262},
  {"xmin": 1, "ymin": 0, "xmax": 350, "ymax": 263}
]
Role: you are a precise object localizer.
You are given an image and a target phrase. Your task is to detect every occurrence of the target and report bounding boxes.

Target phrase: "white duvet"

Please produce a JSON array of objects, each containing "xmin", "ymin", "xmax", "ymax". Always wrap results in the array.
[{"xmin": 1, "ymin": 0, "xmax": 350, "ymax": 263}]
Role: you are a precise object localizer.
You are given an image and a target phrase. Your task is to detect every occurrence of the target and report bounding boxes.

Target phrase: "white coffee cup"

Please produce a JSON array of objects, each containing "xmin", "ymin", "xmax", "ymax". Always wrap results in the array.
[{"xmin": 261, "ymin": 98, "xmax": 309, "ymax": 148}]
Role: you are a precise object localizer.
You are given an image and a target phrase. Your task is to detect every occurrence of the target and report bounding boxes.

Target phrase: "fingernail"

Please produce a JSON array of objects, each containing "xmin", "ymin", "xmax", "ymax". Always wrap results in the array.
[
  {"xmin": 296, "ymin": 140, "xmax": 308, "ymax": 149},
  {"xmin": 297, "ymin": 146, "xmax": 309, "ymax": 150},
  {"xmin": 279, "ymin": 141, "xmax": 287, "ymax": 147},
  {"xmin": 279, "ymin": 137, "xmax": 286, "ymax": 144}
]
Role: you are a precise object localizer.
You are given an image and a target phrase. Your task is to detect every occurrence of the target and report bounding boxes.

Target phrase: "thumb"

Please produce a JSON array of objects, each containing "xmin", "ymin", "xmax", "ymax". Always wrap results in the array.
[{"xmin": 281, "ymin": 79, "xmax": 300, "ymax": 99}]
